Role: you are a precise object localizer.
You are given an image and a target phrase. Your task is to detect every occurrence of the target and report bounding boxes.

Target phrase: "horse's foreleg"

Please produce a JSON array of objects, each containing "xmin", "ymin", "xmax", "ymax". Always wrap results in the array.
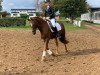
[
  {"xmin": 41, "ymin": 39, "xmax": 50, "ymax": 61},
  {"xmin": 55, "ymin": 38, "xmax": 59, "ymax": 55},
  {"xmin": 64, "ymin": 44, "xmax": 68, "ymax": 53},
  {"xmin": 42, "ymin": 39, "xmax": 48, "ymax": 61}
]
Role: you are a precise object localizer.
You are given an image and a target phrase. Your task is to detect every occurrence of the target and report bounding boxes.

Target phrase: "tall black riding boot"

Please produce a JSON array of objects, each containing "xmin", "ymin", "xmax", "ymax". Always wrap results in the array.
[{"xmin": 53, "ymin": 27, "xmax": 61, "ymax": 38}]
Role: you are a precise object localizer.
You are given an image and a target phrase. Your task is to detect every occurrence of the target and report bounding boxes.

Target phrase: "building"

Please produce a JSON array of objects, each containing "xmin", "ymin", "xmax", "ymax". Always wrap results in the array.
[
  {"xmin": 81, "ymin": 8, "xmax": 100, "ymax": 24},
  {"xmin": 11, "ymin": 9, "xmax": 36, "ymax": 18}
]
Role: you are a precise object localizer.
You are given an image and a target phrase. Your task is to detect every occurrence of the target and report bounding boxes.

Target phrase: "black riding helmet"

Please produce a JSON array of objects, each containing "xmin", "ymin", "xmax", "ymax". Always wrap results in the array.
[{"xmin": 44, "ymin": 0, "xmax": 51, "ymax": 3}]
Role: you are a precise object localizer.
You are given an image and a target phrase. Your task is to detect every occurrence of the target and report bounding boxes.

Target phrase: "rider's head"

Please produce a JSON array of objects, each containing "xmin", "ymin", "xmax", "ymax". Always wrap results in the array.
[{"xmin": 44, "ymin": 0, "xmax": 51, "ymax": 6}]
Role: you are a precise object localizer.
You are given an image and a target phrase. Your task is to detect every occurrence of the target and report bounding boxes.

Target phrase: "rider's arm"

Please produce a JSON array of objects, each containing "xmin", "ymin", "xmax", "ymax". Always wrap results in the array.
[
  {"xmin": 44, "ymin": 9, "xmax": 50, "ymax": 20},
  {"xmin": 48, "ymin": 7, "xmax": 53, "ymax": 16},
  {"xmin": 44, "ymin": 10, "xmax": 47, "ymax": 20}
]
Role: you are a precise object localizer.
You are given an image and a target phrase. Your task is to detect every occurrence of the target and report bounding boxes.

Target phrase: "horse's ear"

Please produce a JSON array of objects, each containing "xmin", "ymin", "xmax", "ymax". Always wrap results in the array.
[
  {"xmin": 30, "ymin": 17, "xmax": 34, "ymax": 20},
  {"xmin": 27, "ymin": 19, "xmax": 31, "ymax": 21}
]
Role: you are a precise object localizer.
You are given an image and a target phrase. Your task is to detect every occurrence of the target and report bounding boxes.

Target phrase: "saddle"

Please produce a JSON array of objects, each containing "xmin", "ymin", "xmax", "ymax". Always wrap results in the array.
[
  {"xmin": 46, "ymin": 19, "xmax": 57, "ymax": 32},
  {"xmin": 46, "ymin": 19, "xmax": 61, "ymax": 37}
]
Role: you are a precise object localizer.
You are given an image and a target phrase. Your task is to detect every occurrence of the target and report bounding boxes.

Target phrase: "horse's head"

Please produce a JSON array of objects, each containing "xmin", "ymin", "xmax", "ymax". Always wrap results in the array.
[{"xmin": 28, "ymin": 17, "xmax": 38, "ymax": 35}]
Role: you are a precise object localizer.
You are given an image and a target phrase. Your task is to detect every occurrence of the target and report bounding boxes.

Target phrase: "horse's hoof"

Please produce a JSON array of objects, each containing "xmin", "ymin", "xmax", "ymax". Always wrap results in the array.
[
  {"xmin": 41, "ymin": 56, "xmax": 46, "ymax": 61},
  {"xmin": 51, "ymin": 53, "xmax": 56, "ymax": 57},
  {"xmin": 66, "ymin": 50, "xmax": 68, "ymax": 53},
  {"xmin": 66, "ymin": 51, "xmax": 68, "ymax": 53},
  {"xmin": 56, "ymin": 52, "xmax": 59, "ymax": 55},
  {"xmin": 54, "ymin": 53, "xmax": 60, "ymax": 56},
  {"xmin": 41, "ymin": 59, "xmax": 46, "ymax": 62},
  {"xmin": 66, "ymin": 51, "xmax": 68, "ymax": 54}
]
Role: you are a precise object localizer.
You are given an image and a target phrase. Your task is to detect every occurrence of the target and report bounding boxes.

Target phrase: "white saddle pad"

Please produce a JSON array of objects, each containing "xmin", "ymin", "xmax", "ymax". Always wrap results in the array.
[
  {"xmin": 55, "ymin": 22, "xmax": 61, "ymax": 31},
  {"xmin": 47, "ymin": 21, "xmax": 61, "ymax": 32}
]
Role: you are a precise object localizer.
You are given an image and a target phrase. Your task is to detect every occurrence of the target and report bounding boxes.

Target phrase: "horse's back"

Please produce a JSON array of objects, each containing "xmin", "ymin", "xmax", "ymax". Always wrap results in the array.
[{"xmin": 57, "ymin": 21, "xmax": 65, "ymax": 32}]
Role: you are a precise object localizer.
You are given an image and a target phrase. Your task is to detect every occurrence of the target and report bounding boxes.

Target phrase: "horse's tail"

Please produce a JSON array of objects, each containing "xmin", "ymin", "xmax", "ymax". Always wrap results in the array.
[
  {"xmin": 57, "ymin": 21, "xmax": 69, "ymax": 44},
  {"xmin": 59, "ymin": 36, "xmax": 69, "ymax": 44}
]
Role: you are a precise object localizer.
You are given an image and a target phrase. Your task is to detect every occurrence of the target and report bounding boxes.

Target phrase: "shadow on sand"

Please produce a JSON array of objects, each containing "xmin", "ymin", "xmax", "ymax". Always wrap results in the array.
[
  {"xmin": 62, "ymin": 48, "xmax": 100, "ymax": 56},
  {"xmin": 53, "ymin": 48, "xmax": 100, "ymax": 57},
  {"xmin": 49, "ymin": 48, "xmax": 100, "ymax": 62}
]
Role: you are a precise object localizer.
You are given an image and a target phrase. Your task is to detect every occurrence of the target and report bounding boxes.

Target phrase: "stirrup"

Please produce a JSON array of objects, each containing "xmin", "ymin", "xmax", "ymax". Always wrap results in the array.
[{"xmin": 56, "ymin": 33, "xmax": 61, "ymax": 38}]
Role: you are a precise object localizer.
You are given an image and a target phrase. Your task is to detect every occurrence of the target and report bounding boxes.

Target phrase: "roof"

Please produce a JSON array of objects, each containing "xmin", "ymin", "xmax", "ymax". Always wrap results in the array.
[
  {"xmin": 90, "ymin": 7, "xmax": 100, "ymax": 11},
  {"xmin": 11, "ymin": 9, "xmax": 36, "ymax": 10}
]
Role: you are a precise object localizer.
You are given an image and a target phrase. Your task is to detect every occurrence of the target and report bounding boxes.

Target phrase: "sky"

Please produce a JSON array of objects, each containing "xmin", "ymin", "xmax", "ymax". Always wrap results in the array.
[
  {"xmin": 87, "ymin": 0, "xmax": 100, "ymax": 7},
  {"xmin": 2, "ymin": 0, "xmax": 100, "ymax": 12},
  {"xmin": 2, "ymin": 0, "xmax": 39, "ymax": 12}
]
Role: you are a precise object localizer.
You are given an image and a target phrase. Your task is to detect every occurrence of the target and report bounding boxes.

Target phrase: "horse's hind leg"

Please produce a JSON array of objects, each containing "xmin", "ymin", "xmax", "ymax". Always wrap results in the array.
[
  {"xmin": 55, "ymin": 38, "xmax": 59, "ymax": 55},
  {"xmin": 64, "ymin": 44, "xmax": 68, "ymax": 53}
]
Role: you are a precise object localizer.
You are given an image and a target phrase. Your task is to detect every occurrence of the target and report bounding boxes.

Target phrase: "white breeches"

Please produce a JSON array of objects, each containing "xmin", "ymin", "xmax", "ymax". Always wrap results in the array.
[{"xmin": 50, "ymin": 18, "xmax": 56, "ymax": 27}]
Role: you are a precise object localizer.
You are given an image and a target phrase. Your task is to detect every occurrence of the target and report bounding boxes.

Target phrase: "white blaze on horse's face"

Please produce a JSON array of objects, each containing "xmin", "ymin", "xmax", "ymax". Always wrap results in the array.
[
  {"xmin": 30, "ymin": 23, "xmax": 32, "ymax": 27},
  {"xmin": 28, "ymin": 19, "xmax": 32, "ymax": 27},
  {"xmin": 28, "ymin": 18, "xmax": 36, "ymax": 35},
  {"xmin": 31, "ymin": 20, "xmax": 37, "ymax": 35},
  {"xmin": 30, "ymin": 20, "xmax": 35, "ymax": 27}
]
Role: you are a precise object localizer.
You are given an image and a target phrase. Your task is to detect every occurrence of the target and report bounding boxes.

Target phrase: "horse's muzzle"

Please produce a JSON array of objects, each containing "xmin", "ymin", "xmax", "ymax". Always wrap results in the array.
[
  {"xmin": 32, "ymin": 30, "xmax": 36, "ymax": 35},
  {"xmin": 33, "ymin": 32, "xmax": 36, "ymax": 35}
]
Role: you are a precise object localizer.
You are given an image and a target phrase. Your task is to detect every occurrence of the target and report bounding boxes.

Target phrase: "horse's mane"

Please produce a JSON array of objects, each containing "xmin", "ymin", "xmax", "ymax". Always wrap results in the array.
[{"xmin": 33, "ymin": 17, "xmax": 46, "ymax": 24}]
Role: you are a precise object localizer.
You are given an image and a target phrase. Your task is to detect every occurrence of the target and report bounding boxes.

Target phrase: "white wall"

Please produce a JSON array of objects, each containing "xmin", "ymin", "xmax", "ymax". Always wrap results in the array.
[
  {"xmin": 81, "ymin": 11, "xmax": 100, "ymax": 24},
  {"xmin": 11, "ymin": 13, "xmax": 20, "ymax": 17},
  {"xmin": 11, "ymin": 13, "xmax": 36, "ymax": 17},
  {"xmin": 11, "ymin": 9, "xmax": 36, "ymax": 17},
  {"xmin": 93, "ymin": 20, "xmax": 100, "ymax": 24},
  {"xmin": 81, "ymin": 13, "xmax": 91, "ymax": 21}
]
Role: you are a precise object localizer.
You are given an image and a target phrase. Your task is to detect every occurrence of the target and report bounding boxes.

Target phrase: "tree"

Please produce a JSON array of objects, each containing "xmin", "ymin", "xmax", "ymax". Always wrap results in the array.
[
  {"xmin": 51, "ymin": 0, "xmax": 66, "ymax": 11},
  {"xmin": 51, "ymin": 0, "xmax": 88, "ymax": 22},
  {"xmin": 0, "ymin": 11, "xmax": 10, "ymax": 18},
  {"xmin": 41, "ymin": 0, "xmax": 65, "ymax": 16},
  {"xmin": 0, "ymin": 0, "xmax": 3, "ymax": 11},
  {"xmin": 20, "ymin": 14, "xmax": 29, "ymax": 19},
  {"xmin": 0, "ymin": 0, "xmax": 3, "ymax": 18},
  {"xmin": 0, "ymin": 12, "xmax": 3, "ymax": 18},
  {"xmin": 0, "ymin": 5, "xmax": 2, "ymax": 11},
  {"xmin": 51, "ymin": 0, "xmax": 66, "ymax": 16},
  {"xmin": 36, "ymin": 0, "xmax": 43, "ymax": 17},
  {"xmin": 41, "ymin": 0, "xmax": 88, "ymax": 22}
]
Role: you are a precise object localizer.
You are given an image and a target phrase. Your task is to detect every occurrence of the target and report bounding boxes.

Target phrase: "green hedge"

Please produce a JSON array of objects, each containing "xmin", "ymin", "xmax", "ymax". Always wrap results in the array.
[
  {"xmin": 20, "ymin": 14, "xmax": 29, "ymax": 19},
  {"xmin": 0, "ymin": 18, "xmax": 26, "ymax": 27}
]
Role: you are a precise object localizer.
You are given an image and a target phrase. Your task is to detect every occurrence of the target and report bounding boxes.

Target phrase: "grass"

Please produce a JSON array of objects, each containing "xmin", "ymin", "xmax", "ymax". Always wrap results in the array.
[
  {"xmin": 0, "ymin": 21, "xmax": 31, "ymax": 30},
  {"xmin": 93, "ymin": 23, "xmax": 100, "ymax": 26},
  {"xmin": 82, "ymin": 21, "xmax": 100, "ymax": 26},
  {"xmin": 63, "ymin": 21, "xmax": 87, "ymax": 30},
  {"xmin": 0, "ymin": 20, "xmax": 87, "ymax": 30},
  {"xmin": 0, "ymin": 25, "xmax": 31, "ymax": 30}
]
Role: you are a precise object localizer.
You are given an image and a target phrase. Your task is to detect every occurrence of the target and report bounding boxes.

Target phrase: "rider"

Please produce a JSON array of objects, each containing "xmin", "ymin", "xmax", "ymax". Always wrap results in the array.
[{"xmin": 44, "ymin": 0, "xmax": 60, "ymax": 37}]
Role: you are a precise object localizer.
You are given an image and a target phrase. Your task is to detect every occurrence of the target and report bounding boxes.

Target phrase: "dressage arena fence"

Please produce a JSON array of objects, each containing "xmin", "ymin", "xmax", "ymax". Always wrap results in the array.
[
  {"xmin": 0, "ymin": 18, "xmax": 26, "ymax": 27},
  {"xmin": 73, "ymin": 20, "xmax": 82, "ymax": 27}
]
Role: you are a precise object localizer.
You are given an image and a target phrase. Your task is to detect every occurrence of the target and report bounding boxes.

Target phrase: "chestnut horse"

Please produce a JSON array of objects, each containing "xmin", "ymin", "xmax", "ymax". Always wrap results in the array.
[{"xmin": 28, "ymin": 17, "xmax": 69, "ymax": 61}]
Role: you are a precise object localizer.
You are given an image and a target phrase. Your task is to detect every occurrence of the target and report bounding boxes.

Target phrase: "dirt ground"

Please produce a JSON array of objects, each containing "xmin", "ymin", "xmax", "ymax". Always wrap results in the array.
[{"xmin": 0, "ymin": 29, "xmax": 100, "ymax": 75}]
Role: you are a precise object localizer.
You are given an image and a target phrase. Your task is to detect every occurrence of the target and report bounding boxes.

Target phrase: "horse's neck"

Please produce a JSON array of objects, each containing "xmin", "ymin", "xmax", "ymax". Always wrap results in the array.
[
  {"xmin": 38, "ymin": 25, "xmax": 43, "ymax": 34},
  {"xmin": 37, "ymin": 21, "xmax": 49, "ymax": 34},
  {"xmin": 35, "ymin": 18, "xmax": 49, "ymax": 34}
]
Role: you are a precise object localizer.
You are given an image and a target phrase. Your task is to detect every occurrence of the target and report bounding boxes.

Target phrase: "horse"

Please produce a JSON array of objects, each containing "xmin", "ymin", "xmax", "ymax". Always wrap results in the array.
[{"xmin": 28, "ymin": 17, "xmax": 69, "ymax": 61}]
